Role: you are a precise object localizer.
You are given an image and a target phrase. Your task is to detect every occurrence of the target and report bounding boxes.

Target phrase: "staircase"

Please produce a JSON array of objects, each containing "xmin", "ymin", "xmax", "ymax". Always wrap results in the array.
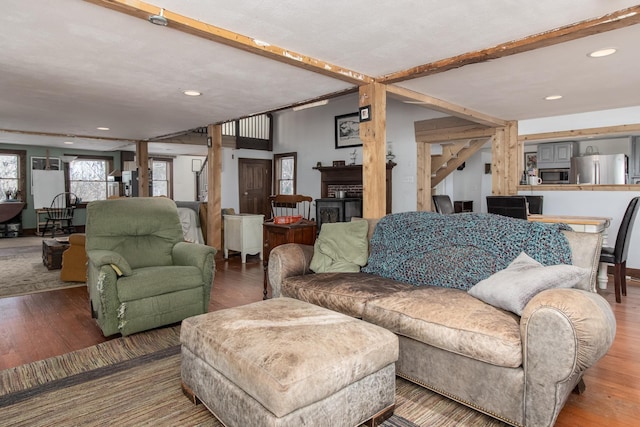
[{"xmin": 430, "ymin": 138, "xmax": 489, "ymax": 187}]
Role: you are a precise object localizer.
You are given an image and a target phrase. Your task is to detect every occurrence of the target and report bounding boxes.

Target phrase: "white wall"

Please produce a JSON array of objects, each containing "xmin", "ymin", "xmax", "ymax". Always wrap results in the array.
[
  {"xmin": 220, "ymin": 147, "xmax": 272, "ymax": 212},
  {"xmin": 517, "ymin": 190, "xmax": 640, "ymax": 269},
  {"xmin": 519, "ymin": 106, "xmax": 640, "ymax": 134},
  {"xmin": 172, "ymin": 103, "xmax": 640, "ymax": 268},
  {"xmin": 514, "ymin": 107, "xmax": 640, "ymax": 269},
  {"xmin": 274, "ymin": 94, "xmax": 446, "ymax": 213},
  {"xmin": 172, "ymin": 155, "xmax": 205, "ymax": 201}
]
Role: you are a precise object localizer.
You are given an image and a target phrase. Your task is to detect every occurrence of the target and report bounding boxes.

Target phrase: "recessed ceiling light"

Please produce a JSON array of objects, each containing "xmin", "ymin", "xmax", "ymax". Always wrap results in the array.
[
  {"xmin": 544, "ymin": 95, "xmax": 563, "ymax": 101},
  {"xmin": 183, "ymin": 90, "xmax": 202, "ymax": 96},
  {"xmin": 96, "ymin": 127, "xmax": 110, "ymax": 130},
  {"xmin": 588, "ymin": 48, "xmax": 617, "ymax": 58},
  {"xmin": 63, "ymin": 141, "xmax": 74, "ymax": 145}
]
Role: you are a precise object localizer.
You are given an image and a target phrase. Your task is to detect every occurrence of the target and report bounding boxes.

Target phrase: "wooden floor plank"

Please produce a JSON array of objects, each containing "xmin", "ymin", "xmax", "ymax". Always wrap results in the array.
[{"xmin": 0, "ymin": 246, "xmax": 638, "ymax": 426}]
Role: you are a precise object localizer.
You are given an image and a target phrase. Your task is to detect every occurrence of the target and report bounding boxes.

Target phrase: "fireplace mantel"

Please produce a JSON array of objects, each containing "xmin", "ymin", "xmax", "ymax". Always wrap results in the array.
[{"xmin": 313, "ymin": 162, "xmax": 396, "ymax": 214}]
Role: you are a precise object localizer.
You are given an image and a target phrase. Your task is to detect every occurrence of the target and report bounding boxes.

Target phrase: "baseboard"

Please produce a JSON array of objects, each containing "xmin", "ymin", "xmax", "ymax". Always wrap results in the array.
[
  {"xmin": 607, "ymin": 265, "xmax": 640, "ymax": 281},
  {"xmin": 21, "ymin": 226, "xmax": 86, "ymax": 237}
]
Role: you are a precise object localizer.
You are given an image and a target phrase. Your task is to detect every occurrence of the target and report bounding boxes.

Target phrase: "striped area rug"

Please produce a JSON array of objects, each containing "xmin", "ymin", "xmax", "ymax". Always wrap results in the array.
[
  {"xmin": 0, "ymin": 325, "xmax": 506, "ymax": 426},
  {"xmin": 0, "ymin": 246, "xmax": 84, "ymax": 298}
]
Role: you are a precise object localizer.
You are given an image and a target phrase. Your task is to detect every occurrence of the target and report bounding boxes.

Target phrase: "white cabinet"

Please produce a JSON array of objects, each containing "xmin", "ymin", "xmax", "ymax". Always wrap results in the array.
[
  {"xmin": 223, "ymin": 214, "xmax": 264, "ymax": 263},
  {"xmin": 537, "ymin": 141, "xmax": 577, "ymax": 169}
]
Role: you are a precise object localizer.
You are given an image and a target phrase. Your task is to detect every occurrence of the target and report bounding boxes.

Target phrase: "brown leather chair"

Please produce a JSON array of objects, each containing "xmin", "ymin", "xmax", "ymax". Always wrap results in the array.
[{"xmin": 60, "ymin": 233, "xmax": 87, "ymax": 282}]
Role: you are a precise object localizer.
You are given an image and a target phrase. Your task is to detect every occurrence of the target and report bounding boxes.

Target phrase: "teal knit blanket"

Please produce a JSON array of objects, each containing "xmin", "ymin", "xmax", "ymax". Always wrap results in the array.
[{"xmin": 361, "ymin": 212, "xmax": 573, "ymax": 290}]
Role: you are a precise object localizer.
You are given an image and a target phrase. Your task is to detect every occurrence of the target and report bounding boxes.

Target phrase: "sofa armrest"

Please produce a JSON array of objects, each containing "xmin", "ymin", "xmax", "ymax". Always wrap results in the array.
[
  {"xmin": 172, "ymin": 242, "xmax": 217, "ymax": 311},
  {"xmin": 520, "ymin": 288, "xmax": 616, "ymax": 426},
  {"xmin": 86, "ymin": 249, "xmax": 132, "ymax": 276},
  {"xmin": 86, "ymin": 260, "xmax": 121, "ymax": 336},
  {"xmin": 268, "ymin": 243, "xmax": 315, "ymax": 297},
  {"xmin": 172, "ymin": 241, "xmax": 217, "ymax": 269}
]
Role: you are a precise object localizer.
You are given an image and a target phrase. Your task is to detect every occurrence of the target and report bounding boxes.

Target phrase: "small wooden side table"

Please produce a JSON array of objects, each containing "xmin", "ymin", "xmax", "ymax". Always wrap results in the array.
[
  {"xmin": 42, "ymin": 239, "xmax": 70, "ymax": 270},
  {"xmin": 262, "ymin": 219, "xmax": 317, "ymax": 299}
]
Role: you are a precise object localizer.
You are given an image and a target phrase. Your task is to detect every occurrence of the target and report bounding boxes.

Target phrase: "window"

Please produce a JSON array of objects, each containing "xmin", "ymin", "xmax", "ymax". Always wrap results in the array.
[
  {"xmin": 150, "ymin": 158, "xmax": 172, "ymax": 198},
  {"xmin": 69, "ymin": 157, "xmax": 111, "ymax": 202},
  {"xmin": 0, "ymin": 149, "xmax": 26, "ymax": 199},
  {"xmin": 0, "ymin": 154, "xmax": 19, "ymax": 197},
  {"xmin": 274, "ymin": 152, "xmax": 296, "ymax": 195}
]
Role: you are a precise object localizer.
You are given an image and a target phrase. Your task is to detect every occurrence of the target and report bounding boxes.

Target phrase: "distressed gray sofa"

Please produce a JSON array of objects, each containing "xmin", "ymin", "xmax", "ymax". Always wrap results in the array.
[{"xmin": 268, "ymin": 212, "xmax": 616, "ymax": 427}]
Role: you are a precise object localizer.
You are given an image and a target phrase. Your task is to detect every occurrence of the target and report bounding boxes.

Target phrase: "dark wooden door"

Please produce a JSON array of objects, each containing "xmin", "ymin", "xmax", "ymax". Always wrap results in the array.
[{"xmin": 238, "ymin": 158, "xmax": 272, "ymax": 216}]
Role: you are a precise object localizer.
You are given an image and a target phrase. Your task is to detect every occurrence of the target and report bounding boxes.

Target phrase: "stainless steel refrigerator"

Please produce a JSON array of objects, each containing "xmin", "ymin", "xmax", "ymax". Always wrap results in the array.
[{"xmin": 570, "ymin": 154, "xmax": 627, "ymax": 184}]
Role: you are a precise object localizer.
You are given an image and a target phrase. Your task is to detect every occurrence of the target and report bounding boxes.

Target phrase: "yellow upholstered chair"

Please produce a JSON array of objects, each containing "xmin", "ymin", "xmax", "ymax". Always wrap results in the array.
[{"xmin": 60, "ymin": 233, "xmax": 87, "ymax": 282}]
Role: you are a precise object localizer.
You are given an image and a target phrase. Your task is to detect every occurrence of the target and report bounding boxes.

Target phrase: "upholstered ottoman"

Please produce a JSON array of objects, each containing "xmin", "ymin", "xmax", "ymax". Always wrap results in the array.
[{"xmin": 180, "ymin": 297, "xmax": 399, "ymax": 427}]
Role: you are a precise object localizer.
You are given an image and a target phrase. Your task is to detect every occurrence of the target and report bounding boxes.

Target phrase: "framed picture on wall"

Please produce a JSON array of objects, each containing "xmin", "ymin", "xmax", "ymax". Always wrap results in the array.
[
  {"xmin": 525, "ymin": 151, "xmax": 537, "ymax": 172},
  {"xmin": 334, "ymin": 113, "xmax": 362, "ymax": 149}
]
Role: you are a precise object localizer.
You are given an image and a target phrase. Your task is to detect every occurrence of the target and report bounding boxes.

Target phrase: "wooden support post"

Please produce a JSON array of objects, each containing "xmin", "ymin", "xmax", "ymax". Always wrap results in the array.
[
  {"xmin": 416, "ymin": 141, "xmax": 431, "ymax": 211},
  {"xmin": 359, "ymin": 82, "xmax": 387, "ymax": 219},
  {"xmin": 491, "ymin": 121, "xmax": 519, "ymax": 195},
  {"xmin": 491, "ymin": 128, "xmax": 505, "ymax": 195},
  {"xmin": 135, "ymin": 141, "xmax": 149, "ymax": 197},
  {"xmin": 506, "ymin": 121, "xmax": 519, "ymax": 195},
  {"xmin": 206, "ymin": 124, "xmax": 222, "ymax": 251}
]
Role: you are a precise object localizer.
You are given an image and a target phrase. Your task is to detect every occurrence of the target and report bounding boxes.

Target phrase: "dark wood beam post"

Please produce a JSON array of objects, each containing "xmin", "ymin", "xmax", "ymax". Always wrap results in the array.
[
  {"xmin": 206, "ymin": 124, "xmax": 222, "ymax": 250},
  {"xmin": 135, "ymin": 141, "xmax": 149, "ymax": 197}
]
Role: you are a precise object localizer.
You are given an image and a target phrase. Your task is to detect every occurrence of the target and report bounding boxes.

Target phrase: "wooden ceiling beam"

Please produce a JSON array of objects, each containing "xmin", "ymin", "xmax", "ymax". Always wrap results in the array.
[
  {"xmin": 520, "ymin": 123, "xmax": 640, "ymax": 142},
  {"xmin": 85, "ymin": 0, "xmax": 374, "ymax": 86},
  {"xmin": 387, "ymin": 85, "xmax": 507, "ymax": 127},
  {"xmin": 0, "ymin": 127, "xmax": 142, "ymax": 143},
  {"xmin": 379, "ymin": 5, "xmax": 640, "ymax": 84}
]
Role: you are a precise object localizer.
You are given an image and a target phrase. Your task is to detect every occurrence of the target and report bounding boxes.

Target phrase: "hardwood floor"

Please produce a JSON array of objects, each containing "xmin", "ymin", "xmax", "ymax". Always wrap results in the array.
[{"xmin": 0, "ymin": 248, "xmax": 638, "ymax": 426}]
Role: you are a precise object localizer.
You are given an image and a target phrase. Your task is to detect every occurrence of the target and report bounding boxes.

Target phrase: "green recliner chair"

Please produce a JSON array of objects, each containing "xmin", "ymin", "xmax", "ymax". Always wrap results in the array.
[{"xmin": 85, "ymin": 197, "xmax": 217, "ymax": 337}]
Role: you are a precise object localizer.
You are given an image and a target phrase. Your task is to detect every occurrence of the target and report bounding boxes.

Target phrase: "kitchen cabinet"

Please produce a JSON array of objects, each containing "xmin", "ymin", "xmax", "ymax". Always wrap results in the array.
[{"xmin": 537, "ymin": 142, "xmax": 577, "ymax": 169}]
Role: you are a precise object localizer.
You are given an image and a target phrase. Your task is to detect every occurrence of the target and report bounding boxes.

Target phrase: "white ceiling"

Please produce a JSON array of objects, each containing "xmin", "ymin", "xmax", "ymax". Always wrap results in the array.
[{"xmin": 1, "ymin": 0, "xmax": 639, "ymax": 155}]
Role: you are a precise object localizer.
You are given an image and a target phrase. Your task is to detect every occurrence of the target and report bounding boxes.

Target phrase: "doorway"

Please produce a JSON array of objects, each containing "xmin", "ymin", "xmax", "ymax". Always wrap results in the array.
[{"xmin": 238, "ymin": 158, "xmax": 272, "ymax": 217}]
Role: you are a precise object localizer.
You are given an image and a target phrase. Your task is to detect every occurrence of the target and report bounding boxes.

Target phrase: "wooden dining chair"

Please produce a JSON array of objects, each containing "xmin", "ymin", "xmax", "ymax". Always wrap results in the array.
[
  {"xmin": 42, "ymin": 192, "xmax": 78, "ymax": 237},
  {"xmin": 486, "ymin": 196, "xmax": 528, "ymax": 220},
  {"xmin": 268, "ymin": 194, "xmax": 313, "ymax": 221},
  {"xmin": 600, "ymin": 196, "xmax": 640, "ymax": 303},
  {"xmin": 432, "ymin": 195, "xmax": 455, "ymax": 214}
]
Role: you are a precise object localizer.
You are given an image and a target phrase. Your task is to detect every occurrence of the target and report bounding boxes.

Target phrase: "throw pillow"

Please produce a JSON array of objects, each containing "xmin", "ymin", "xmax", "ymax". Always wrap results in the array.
[
  {"xmin": 467, "ymin": 252, "xmax": 589, "ymax": 315},
  {"xmin": 310, "ymin": 220, "xmax": 369, "ymax": 273}
]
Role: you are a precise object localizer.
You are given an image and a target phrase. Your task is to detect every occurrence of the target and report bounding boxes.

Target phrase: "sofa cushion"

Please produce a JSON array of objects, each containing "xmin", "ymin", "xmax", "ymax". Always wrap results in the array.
[
  {"xmin": 310, "ymin": 220, "xmax": 369, "ymax": 273},
  {"xmin": 282, "ymin": 272, "xmax": 414, "ymax": 318},
  {"xmin": 363, "ymin": 286, "xmax": 523, "ymax": 368},
  {"xmin": 117, "ymin": 265, "xmax": 203, "ymax": 302},
  {"xmin": 468, "ymin": 252, "xmax": 590, "ymax": 315}
]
